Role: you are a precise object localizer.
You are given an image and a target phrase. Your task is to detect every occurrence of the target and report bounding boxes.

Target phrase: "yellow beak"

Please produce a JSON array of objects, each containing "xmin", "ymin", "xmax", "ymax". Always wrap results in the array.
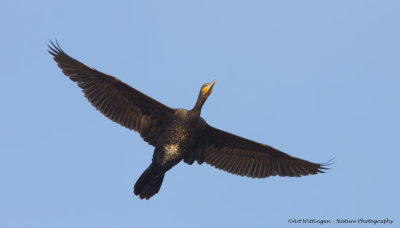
[{"xmin": 206, "ymin": 79, "xmax": 216, "ymax": 94}]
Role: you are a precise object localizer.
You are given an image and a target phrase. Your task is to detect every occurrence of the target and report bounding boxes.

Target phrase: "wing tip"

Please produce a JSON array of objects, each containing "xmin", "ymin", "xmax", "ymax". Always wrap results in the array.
[
  {"xmin": 47, "ymin": 38, "xmax": 64, "ymax": 56},
  {"xmin": 316, "ymin": 157, "xmax": 335, "ymax": 173}
]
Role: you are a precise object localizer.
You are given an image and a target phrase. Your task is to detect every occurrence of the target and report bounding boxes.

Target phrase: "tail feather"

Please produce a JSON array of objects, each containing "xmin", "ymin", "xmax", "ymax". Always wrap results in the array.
[{"xmin": 134, "ymin": 164, "xmax": 165, "ymax": 200}]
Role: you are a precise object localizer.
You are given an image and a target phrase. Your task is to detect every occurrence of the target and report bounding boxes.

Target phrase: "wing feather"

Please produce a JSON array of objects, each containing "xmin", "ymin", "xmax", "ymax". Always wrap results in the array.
[
  {"xmin": 49, "ymin": 41, "xmax": 174, "ymax": 146},
  {"xmin": 185, "ymin": 123, "xmax": 328, "ymax": 178}
]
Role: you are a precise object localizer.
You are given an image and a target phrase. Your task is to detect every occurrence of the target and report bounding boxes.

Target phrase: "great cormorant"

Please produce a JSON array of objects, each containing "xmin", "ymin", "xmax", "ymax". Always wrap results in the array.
[{"xmin": 49, "ymin": 41, "xmax": 329, "ymax": 200}]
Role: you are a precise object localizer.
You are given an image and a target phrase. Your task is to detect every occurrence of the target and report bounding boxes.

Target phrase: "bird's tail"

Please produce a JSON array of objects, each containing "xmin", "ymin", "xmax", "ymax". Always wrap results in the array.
[{"xmin": 134, "ymin": 164, "xmax": 165, "ymax": 200}]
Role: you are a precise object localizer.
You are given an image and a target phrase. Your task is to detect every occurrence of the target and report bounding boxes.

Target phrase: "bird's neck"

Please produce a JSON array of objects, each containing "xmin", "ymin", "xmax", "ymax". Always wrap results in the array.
[{"xmin": 192, "ymin": 95, "xmax": 206, "ymax": 116}]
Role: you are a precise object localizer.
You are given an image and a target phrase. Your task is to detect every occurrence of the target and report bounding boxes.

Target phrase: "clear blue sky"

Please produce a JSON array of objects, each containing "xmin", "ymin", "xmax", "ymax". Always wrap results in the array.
[{"xmin": 1, "ymin": 0, "xmax": 399, "ymax": 227}]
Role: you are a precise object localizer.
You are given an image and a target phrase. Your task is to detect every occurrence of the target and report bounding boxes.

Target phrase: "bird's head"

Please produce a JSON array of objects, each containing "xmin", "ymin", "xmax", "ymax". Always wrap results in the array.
[
  {"xmin": 192, "ymin": 79, "xmax": 216, "ymax": 114},
  {"xmin": 200, "ymin": 79, "xmax": 216, "ymax": 98}
]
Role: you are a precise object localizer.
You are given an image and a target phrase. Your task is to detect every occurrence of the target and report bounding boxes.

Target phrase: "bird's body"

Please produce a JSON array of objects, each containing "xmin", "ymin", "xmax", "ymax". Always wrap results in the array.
[
  {"xmin": 154, "ymin": 109, "xmax": 200, "ymax": 168},
  {"xmin": 49, "ymin": 41, "xmax": 329, "ymax": 200},
  {"xmin": 135, "ymin": 109, "xmax": 204, "ymax": 198}
]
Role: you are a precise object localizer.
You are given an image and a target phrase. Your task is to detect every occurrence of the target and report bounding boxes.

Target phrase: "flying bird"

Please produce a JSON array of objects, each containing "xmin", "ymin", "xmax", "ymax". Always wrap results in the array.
[{"xmin": 49, "ymin": 41, "xmax": 329, "ymax": 200}]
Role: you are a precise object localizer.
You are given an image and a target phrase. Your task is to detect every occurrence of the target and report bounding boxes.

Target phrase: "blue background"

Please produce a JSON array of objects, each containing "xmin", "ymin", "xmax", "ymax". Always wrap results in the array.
[{"xmin": 1, "ymin": 0, "xmax": 399, "ymax": 227}]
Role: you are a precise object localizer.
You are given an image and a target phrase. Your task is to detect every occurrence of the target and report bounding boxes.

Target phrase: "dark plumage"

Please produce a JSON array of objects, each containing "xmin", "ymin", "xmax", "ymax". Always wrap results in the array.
[{"xmin": 49, "ymin": 41, "xmax": 329, "ymax": 200}]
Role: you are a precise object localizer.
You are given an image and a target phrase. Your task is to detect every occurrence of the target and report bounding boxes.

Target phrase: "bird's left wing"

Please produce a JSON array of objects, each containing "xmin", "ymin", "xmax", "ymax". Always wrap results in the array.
[
  {"xmin": 49, "ymin": 41, "xmax": 175, "ymax": 146},
  {"xmin": 184, "ymin": 123, "xmax": 328, "ymax": 178}
]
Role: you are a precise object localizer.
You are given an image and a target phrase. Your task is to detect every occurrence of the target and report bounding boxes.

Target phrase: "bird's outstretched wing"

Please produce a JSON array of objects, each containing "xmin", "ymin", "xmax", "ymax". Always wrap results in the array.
[
  {"xmin": 48, "ymin": 41, "xmax": 175, "ymax": 146},
  {"xmin": 184, "ymin": 123, "xmax": 328, "ymax": 178}
]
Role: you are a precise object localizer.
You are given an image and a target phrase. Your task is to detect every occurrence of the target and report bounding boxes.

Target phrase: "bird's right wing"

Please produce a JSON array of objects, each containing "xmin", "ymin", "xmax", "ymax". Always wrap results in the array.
[
  {"xmin": 49, "ymin": 41, "xmax": 175, "ymax": 146},
  {"xmin": 185, "ymin": 123, "xmax": 328, "ymax": 178}
]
